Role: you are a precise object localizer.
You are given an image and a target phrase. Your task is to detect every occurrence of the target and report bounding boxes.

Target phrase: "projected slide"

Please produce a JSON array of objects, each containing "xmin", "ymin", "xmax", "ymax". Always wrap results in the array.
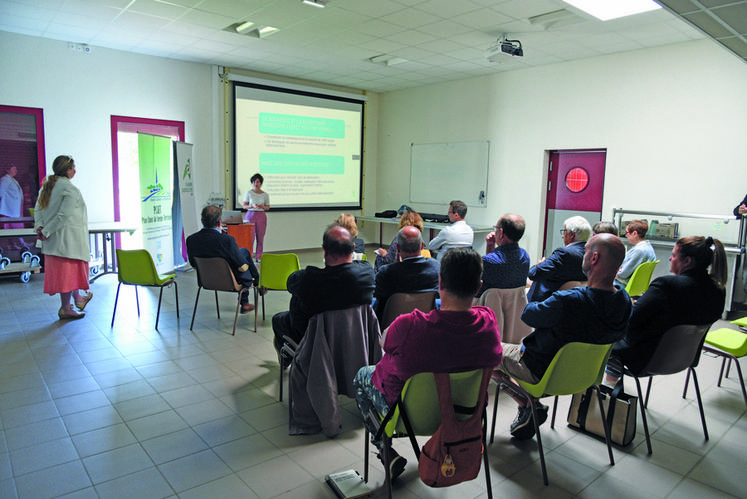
[{"xmin": 234, "ymin": 82, "xmax": 364, "ymax": 210}]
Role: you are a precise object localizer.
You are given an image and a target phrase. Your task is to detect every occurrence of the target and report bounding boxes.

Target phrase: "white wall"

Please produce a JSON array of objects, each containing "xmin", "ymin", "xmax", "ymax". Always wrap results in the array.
[
  {"xmin": 376, "ymin": 39, "xmax": 747, "ymax": 260},
  {"xmin": 0, "ymin": 31, "xmax": 214, "ymax": 225},
  {"xmin": 4, "ymin": 31, "xmax": 745, "ymax": 257},
  {"xmin": 1, "ymin": 31, "xmax": 380, "ymax": 252}
]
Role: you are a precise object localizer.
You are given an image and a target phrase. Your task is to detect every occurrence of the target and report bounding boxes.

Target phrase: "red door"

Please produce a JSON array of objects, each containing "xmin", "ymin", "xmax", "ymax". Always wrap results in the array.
[{"xmin": 543, "ymin": 150, "xmax": 606, "ymax": 256}]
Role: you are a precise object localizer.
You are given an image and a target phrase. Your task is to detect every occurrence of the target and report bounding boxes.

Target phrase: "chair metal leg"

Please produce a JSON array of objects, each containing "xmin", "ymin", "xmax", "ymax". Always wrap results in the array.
[
  {"xmin": 644, "ymin": 377, "xmax": 653, "ymax": 408},
  {"xmin": 481, "ymin": 410, "xmax": 493, "ymax": 499},
  {"xmin": 214, "ymin": 290, "xmax": 220, "ymax": 319},
  {"xmin": 134, "ymin": 285, "xmax": 140, "ymax": 317},
  {"xmin": 232, "ymin": 289, "xmax": 245, "ymax": 336},
  {"xmin": 550, "ymin": 395, "xmax": 559, "ymax": 429},
  {"xmin": 717, "ymin": 357, "xmax": 727, "ymax": 387},
  {"xmin": 111, "ymin": 282, "xmax": 122, "ymax": 327},
  {"xmin": 633, "ymin": 376, "xmax": 652, "ymax": 455},
  {"xmin": 726, "ymin": 358, "xmax": 732, "ymax": 379},
  {"xmin": 173, "ymin": 281, "xmax": 179, "ymax": 318},
  {"xmin": 278, "ymin": 341, "xmax": 285, "ymax": 402},
  {"xmin": 490, "ymin": 382, "xmax": 500, "ymax": 444},
  {"xmin": 190, "ymin": 287, "xmax": 201, "ymax": 330},
  {"xmin": 529, "ymin": 399, "xmax": 549, "ymax": 486},
  {"xmin": 155, "ymin": 287, "xmax": 164, "ymax": 331},
  {"xmin": 594, "ymin": 386, "xmax": 615, "ymax": 466},
  {"xmin": 262, "ymin": 293, "xmax": 266, "ymax": 321},
  {"xmin": 727, "ymin": 355, "xmax": 747, "ymax": 408},
  {"xmin": 364, "ymin": 428, "xmax": 370, "ymax": 483},
  {"xmin": 683, "ymin": 368, "xmax": 692, "ymax": 399},
  {"xmin": 253, "ymin": 287, "xmax": 258, "ymax": 332},
  {"xmin": 383, "ymin": 435, "xmax": 392, "ymax": 499},
  {"xmin": 688, "ymin": 367, "xmax": 709, "ymax": 441}
]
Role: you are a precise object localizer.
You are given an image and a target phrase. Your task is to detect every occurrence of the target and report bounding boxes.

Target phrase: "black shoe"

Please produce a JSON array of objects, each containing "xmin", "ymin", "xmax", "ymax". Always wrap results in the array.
[
  {"xmin": 510, "ymin": 403, "xmax": 549, "ymax": 440},
  {"xmin": 378, "ymin": 448, "xmax": 407, "ymax": 481}
]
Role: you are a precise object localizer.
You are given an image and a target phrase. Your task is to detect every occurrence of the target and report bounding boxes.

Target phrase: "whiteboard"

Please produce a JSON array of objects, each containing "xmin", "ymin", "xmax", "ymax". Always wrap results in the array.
[{"xmin": 409, "ymin": 141, "xmax": 489, "ymax": 207}]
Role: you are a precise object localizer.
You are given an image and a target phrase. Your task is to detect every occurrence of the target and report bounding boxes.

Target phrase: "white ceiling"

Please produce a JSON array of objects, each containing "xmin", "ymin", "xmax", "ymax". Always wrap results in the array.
[{"xmin": 0, "ymin": 0, "xmax": 732, "ymax": 93}]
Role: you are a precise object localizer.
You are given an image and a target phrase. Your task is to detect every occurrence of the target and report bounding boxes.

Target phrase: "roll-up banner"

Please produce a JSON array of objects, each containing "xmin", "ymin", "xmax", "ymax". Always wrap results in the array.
[
  {"xmin": 138, "ymin": 132, "xmax": 174, "ymax": 274},
  {"xmin": 174, "ymin": 141, "xmax": 197, "ymax": 265}
]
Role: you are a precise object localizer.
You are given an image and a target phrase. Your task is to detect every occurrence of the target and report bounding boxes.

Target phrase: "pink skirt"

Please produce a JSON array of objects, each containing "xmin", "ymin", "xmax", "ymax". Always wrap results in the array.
[{"xmin": 43, "ymin": 255, "xmax": 89, "ymax": 295}]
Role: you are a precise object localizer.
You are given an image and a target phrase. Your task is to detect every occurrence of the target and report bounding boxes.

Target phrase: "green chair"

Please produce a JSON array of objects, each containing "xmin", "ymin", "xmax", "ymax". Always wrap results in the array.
[
  {"xmin": 111, "ymin": 249, "xmax": 179, "ymax": 331},
  {"xmin": 699, "ymin": 319, "xmax": 747, "ymax": 407},
  {"xmin": 491, "ymin": 342, "xmax": 616, "ymax": 486},
  {"xmin": 258, "ymin": 253, "xmax": 300, "ymax": 320},
  {"xmin": 363, "ymin": 368, "xmax": 493, "ymax": 499},
  {"xmin": 624, "ymin": 260, "xmax": 659, "ymax": 297}
]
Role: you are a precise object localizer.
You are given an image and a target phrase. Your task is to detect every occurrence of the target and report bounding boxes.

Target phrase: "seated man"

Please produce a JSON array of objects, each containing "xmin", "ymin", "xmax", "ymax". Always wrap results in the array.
[
  {"xmin": 478, "ymin": 213, "xmax": 530, "ymax": 297},
  {"xmin": 427, "ymin": 200, "xmax": 473, "ymax": 260},
  {"xmin": 272, "ymin": 223, "xmax": 375, "ymax": 355},
  {"xmin": 372, "ymin": 226, "xmax": 440, "ymax": 319},
  {"xmin": 606, "ymin": 235, "xmax": 727, "ymax": 383},
  {"xmin": 527, "ymin": 215, "xmax": 591, "ymax": 303},
  {"xmin": 494, "ymin": 233, "xmax": 631, "ymax": 440},
  {"xmin": 354, "ymin": 248, "xmax": 502, "ymax": 480},
  {"xmin": 616, "ymin": 219, "xmax": 656, "ymax": 286},
  {"xmin": 186, "ymin": 205, "xmax": 259, "ymax": 313}
]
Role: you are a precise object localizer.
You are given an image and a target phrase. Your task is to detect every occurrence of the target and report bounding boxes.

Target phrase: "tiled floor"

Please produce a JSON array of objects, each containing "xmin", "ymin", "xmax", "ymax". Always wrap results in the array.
[{"xmin": 1, "ymin": 248, "xmax": 746, "ymax": 498}]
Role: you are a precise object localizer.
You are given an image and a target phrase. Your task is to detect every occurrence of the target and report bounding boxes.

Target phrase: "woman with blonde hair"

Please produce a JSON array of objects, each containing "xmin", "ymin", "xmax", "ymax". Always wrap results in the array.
[
  {"xmin": 34, "ymin": 155, "xmax": 91, "ymax": 320},
  {"xmin": 336, "ymin": 213, "xmax": 365, "ymax": 254},
  {"xmin": 374, "ymin": 209, "xmax": 428, "ymax": 272}
]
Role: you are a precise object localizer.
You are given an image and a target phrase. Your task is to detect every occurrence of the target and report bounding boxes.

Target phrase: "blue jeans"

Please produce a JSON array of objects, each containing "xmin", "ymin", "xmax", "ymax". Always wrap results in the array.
[{"xmin": 354, "ymin": 365, "xmax": 391, "ymax": 451}]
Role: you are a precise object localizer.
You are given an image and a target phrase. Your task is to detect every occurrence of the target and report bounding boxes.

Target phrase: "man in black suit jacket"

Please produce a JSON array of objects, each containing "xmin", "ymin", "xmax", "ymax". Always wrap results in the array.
[
  {"xmin": 373, "ymin": 226, "xmax": 440, "ymax": 319},
  {"xmin": 186, "ymin": 205, "xmax": 259, "ymax": 312},
  {"xmin": 526, "ymin": 215, "xmax": 591, "ymax": 303},
  {"xmin": 272, "ymin": 223, "xmax": 375, "ymax": 356}
]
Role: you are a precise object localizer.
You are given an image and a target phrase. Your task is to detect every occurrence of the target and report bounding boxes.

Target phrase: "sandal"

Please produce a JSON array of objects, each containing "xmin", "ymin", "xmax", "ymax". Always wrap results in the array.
[
  {"xmin": 59, "ymin": 307, "xmax": 85, "ymax": 320},
  {"xmin": 74, "ymin": 291, "xmax": 93, "ymax": 311}
]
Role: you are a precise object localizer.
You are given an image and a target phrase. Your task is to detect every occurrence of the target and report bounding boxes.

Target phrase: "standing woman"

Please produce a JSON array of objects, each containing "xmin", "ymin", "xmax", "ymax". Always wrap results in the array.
[
  {"xmin": 34, "ymin": 155, "xmax": 92, "ymax": 320},
  {"xmin": 242, "ymin": 173, "xmax": 269, "ymax": 262}
]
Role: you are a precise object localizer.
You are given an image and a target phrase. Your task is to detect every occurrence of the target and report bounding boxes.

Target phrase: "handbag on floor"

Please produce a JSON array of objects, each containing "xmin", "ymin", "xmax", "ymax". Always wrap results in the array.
[{"xmin": 567, "ymin": 380, "xmax": 637, "ymax": 446}]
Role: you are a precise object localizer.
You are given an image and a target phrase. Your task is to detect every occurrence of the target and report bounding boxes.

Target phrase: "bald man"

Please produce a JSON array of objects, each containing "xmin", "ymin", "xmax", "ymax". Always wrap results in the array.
[
  {"xmin": 494, "ymin": 233, "xmax": 632, "ymax": 440},
  {"xmin": 272, "ymin": 223, "xmax": 375, "ymax": 357},
  {"xmin": 373, "ymin": 226, "xmax": 440, "ymax": 318}
]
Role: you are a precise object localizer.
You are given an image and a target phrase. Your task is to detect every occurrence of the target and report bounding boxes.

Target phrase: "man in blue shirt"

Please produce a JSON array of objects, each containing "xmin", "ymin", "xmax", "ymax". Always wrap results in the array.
[
  {"xmin": 478, "ymin": 213, "xmax": 530, "ymax": 296},
  {"xmin": 526, "ymin": 215, "xmax": 591, "ymax": 303},
  {"xmin": 494, "ymin": 233, "xmax": 631, "ymax": 440}
]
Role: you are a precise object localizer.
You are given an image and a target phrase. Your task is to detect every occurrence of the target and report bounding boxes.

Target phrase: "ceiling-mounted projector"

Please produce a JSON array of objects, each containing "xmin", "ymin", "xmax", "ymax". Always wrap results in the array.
[{"xmin": 485, "ymin": 35, "xmax": 523, "ymax": 62}]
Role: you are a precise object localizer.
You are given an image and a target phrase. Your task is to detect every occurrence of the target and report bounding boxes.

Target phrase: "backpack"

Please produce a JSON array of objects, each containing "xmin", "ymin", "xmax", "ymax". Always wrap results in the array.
[{"xmin": 418, "ymin": 369, "xmax": 491, "ymax": 487}]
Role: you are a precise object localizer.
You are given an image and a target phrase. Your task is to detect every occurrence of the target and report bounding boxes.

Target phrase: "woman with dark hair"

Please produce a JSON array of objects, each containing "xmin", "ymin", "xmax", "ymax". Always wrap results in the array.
[
  {"xmin": 34, "ymin": 155, "xmax": 92, "ymax": 320},
  {"xmin": 373, "ymin": 209, "xmax": 427, "ymax": 272},
  {"xmin": 242, "ymin": 172, "xmax": 269, "ymax": 261},
  {"xmin": 606, "ymin": 235, "xmax": 726, "ymax": 381}
]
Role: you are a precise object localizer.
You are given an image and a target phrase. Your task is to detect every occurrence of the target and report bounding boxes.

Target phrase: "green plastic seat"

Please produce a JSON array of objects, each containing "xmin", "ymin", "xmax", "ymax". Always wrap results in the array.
[
  {"xmin": 701, "ymin": 321, "xmax": 747, "ymax": 408},
  {"xmin": 491, "ymin": 342, "xmax": 615, "ymax": 486},
  {"xmin": 111, "ymin": 249, "xmax": 179, "ymax": 331},
  {"xmin": 363, "ymin": 368, "xmax": 493, "ymax": 499},
  {"xmin": 258, "ymin": 253, "xmax": 300, "ymax": 320},
  {"xmin": 624, "ymin": 260, "xmax": 659, "ymax": 297}
]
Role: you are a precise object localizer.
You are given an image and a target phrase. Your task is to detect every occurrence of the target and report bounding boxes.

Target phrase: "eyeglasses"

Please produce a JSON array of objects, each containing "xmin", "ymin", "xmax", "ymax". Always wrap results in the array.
[{"xmin": 559, "ymin": 229, "xmax": 568, "ymax": 236}]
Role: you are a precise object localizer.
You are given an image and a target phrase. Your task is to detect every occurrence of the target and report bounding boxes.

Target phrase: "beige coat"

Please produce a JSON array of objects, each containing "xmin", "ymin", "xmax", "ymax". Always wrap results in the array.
[{"xmin": 34, "ymin": 177, "xmax": 90, "ymax": 262}]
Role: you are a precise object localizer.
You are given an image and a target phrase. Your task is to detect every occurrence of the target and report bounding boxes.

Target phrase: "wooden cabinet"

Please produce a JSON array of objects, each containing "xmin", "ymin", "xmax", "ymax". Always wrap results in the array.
[{"xmin": 225, "ymin": 223, "xmax": 255, "ymax": 253}]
